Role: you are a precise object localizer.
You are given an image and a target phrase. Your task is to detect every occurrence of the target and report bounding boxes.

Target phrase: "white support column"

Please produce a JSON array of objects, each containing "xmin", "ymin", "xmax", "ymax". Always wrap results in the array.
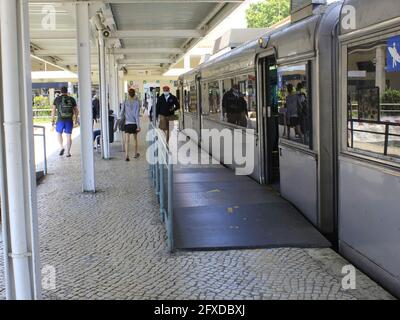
[
  {"xmin": 0, "ymin": 0, "xmax": 42, "ymax": 300},
  {"xmin": 376, "ymin": 46, "xmax": 386, "ymax": 96},
  {"xmin": 98, "ymin": 31, "xmax": 110, "ymax": 159},
  {"xmin": 118, "ymin": 69, "xmax": 125, "ymax": 116},
  {"xmin": 113, "ymin": 60, "xmax": 119, "ymax": 115},
  {"xmin": 76, "ymin": 2, "xmax": 96, "ymax": 192},
  {"xmin": 109, "ymin": 53, "xmax": 117, "ymax": 114}
]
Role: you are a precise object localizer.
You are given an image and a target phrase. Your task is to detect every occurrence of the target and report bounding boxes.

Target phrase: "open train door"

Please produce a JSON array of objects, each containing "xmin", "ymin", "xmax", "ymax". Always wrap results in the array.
[{"xmin": 258, "ymin": 54, "xmax": 280, "ymax": 188}]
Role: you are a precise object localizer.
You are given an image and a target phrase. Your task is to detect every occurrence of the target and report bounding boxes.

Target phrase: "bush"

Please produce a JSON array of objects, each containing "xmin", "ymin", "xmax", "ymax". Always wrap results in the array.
[
  {"xmin": 381, "ymin": 89, "xmax": 400, "ymax": 103},
  {"xmin": 33, "ymin": 96, "xmax": 50, "ymax": 109}
]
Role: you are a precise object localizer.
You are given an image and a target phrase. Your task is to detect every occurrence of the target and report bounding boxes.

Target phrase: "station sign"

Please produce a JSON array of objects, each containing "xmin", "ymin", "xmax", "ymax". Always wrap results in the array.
[{"xmin": 387, "ymin": 36, "xmax": 400, "ymax": 73}]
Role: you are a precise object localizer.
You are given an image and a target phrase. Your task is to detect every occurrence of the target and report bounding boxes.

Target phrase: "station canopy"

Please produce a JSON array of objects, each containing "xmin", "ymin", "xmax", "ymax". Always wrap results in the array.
[{"xmin": 28, "ymin": 0, "xmax": 243, "ymax": 77}]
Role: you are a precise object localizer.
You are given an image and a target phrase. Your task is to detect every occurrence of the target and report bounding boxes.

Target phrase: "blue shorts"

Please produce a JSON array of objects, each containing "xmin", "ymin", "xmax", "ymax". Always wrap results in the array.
[{"xmin": 56, "ymin": 120, "xmax": 74, "ymax": 135}]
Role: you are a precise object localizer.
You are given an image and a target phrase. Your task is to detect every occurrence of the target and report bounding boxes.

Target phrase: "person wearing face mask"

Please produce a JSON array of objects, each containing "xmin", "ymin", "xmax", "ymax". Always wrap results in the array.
[
  {"xmin": 222, "ymin": 84, "xmax": 248, "ymax": 127},
  {"xmin": 156, "ymin": 86, "xmax": 180, "ymax": 141}
]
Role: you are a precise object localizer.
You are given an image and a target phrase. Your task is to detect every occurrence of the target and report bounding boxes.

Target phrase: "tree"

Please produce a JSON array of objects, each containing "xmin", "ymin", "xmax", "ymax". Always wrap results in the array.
[{"xmin": 246, "ymin": 0, "xmax": 290, "ymax": 28}]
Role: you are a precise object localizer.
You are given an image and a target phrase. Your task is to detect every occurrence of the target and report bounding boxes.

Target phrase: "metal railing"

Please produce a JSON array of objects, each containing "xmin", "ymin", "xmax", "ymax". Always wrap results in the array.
[
  {"xmin": 348, "ymin": 119, "xmax": 400, "ymax": 156},
  {"xmin": 148, "ymin": 122, "xmax": 174, "ymax": 252},
  {"xmin": 33, "ymin": 125, "xmax": 48, "ymax": 176},
  {"xmin": 32, "ymin": 108, "xmax": 52, "ymax": 119}
]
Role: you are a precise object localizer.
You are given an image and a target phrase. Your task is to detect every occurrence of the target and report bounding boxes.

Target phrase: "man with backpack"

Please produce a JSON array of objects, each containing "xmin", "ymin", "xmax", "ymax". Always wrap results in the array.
[{"xmin": 51, "ymin": 86, "xmax": 79, "ymax": 158}]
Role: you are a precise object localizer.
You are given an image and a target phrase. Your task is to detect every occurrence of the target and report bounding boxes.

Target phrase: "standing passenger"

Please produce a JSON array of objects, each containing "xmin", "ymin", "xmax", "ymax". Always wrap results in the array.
[
  {"xmin": 156, "ymin": 86, "xmax": 180, "ymax": 142},
  {"xmin": 121, "ymin": 88, "xmax": 141, "ymax": 161}
]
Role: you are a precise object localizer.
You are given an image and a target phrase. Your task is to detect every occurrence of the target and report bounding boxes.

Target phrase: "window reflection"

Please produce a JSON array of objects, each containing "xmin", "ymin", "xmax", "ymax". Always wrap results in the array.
[
  {"xmin": 202, "ymin": 81, "xmax": 221, "ymax": 121},
  {"xmin": 347, "ymin": 37, "xmax": 400, "ymax": 159},
  {"xmin": 221, "ymin": 74, "xmax": 257, "ymax": 129},
  {"xmin": 277, "ymin": 63, "xmax": 311, "ymax": 146},
  {"xmin": 184, "ymin": 84, "xmax": 197, "ymax": 114}
]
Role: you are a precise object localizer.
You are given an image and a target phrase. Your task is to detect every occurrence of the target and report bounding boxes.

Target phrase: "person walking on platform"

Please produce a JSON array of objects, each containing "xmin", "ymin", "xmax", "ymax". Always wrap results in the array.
[
  {"xmin": 92, "ymin": 95, "xmax": 100, "ymax": 125},
  {"xmin": 121, "ymin": 88, "xmax": 141, "ymax": 162},
  {"xmin": 156, "ymin": 86, "xmax": 180, "ymax": 142},
  {"xmin": 51, "ymin": 86, "xmax": 79, "ymax": 158}
]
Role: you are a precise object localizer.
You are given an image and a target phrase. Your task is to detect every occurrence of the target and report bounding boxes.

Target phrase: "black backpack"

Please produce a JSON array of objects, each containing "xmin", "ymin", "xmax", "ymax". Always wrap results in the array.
[{"xmin": 59, "ymin": 96, "xmax": 74, "ymax": 120}]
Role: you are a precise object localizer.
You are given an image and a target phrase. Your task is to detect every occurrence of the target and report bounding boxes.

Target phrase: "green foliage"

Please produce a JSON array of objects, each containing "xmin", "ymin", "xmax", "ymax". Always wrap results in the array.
[
  {"xmin": 246, "ymin": 0, "xmax": 290, "ymax": 28},
  {"xmin": 381, "ymin": 89, "xmax": 400, "ymax": 103},
  {"xmin": 33, "ymin": 95, "xmax": 51, "ymax": 109}
]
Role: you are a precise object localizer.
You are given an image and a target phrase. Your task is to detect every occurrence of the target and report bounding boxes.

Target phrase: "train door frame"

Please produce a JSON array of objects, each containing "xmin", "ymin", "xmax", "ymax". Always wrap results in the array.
[
  {"xmin": 196, "ymin": 75, "xmax": 202, "ymax": 143},
  {"xmin": 257, "ymin": 52, "xmax": 279, "ymax": 186},
  {"xmin": 178, "ymin": 81, "xmax": 184, "ymax": 130}
]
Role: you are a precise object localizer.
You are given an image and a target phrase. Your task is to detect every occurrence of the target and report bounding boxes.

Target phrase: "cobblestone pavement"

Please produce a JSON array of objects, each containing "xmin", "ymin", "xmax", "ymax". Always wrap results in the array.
[{"xmin": 0, "ymin": 122, "xmax": 395, "ymax": 300}]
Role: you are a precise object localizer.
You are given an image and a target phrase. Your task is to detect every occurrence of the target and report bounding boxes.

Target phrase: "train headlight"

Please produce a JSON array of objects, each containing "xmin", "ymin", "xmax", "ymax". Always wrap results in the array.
[{"xmin": 258, "ymin": 37, "xmax": 268, "ymax": 49}]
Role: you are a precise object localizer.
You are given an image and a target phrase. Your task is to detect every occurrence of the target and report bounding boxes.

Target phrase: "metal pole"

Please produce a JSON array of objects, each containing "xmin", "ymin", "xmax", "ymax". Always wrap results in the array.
[
  {"xmin": 113, "ymin": 57, "xmax": 119, "ymax": 115},
  {"xmin": 384, "ymin": 124, "xmax": 389, "ymax": 156},
  {"xmin": 0, "ymin": 0, "xmax": 41, "ymax": 299},
  {"xmin": 0, "ymin": 14, "xmax": 12, "ymax": 299},
  {"xmin": 99, "ymin": 31, "xmax": 110, "ymax": 159},
  {"xmin": 168, "ymin": 161, "xmax": 174, "ymax": 252},
  {"xmin": 76, "ymin": 2, "xmax": 96, "ymax": 192},
  {"xmin": 41, "ymin": 127, "xmax": 47, "ymax": 176}
]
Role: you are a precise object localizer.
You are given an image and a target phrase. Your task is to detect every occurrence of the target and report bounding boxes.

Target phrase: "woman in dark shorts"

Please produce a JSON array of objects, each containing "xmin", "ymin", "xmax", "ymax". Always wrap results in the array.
[{"xmin": 121, "ymin": 89, "xmax": 141, "ymax": 161}]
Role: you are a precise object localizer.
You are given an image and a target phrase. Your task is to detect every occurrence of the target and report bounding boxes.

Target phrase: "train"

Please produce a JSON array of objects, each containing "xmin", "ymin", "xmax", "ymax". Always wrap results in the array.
[{"xmin": 178, "ymin": 0, "xmax": 400, "ymax": 297}]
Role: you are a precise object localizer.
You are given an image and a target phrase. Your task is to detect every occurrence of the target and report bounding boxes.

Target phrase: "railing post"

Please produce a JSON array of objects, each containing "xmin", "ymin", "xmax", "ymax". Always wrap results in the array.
[
  {"xmin": 159, "ymin": 149, "xmax": 165, "ymax": 221},
  {"xmin": 155, "ymin": 135, "xmax": 160, "ymax": 198},
  {"xmin": 350, "ymin": 119, "xmax": 354, "ymax": 148},
  {"xmin": 42, "ymin": 127, "xmax": 47, "ymax": 176},
  {"xmin": 167, "ymin": 161, "xmax": 174, "ymax": 252},
  {"xmin": 384, "ymin": 124, "xmax": 389, "ymax": 156}
]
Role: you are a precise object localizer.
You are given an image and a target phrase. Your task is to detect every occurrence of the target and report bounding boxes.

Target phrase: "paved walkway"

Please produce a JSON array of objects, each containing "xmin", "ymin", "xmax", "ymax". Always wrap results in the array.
[{"xmin": 0, "ymin": 121, "xmax": 395, "ymax": 300}]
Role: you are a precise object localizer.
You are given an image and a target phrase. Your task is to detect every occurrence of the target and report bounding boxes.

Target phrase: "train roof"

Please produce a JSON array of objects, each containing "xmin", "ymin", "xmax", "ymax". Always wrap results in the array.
[
  {"xmin": 340, "ymin": 0, "xmax": 400, "ymax": 35},
  {"xmin": 179, "ymin": 1, "xmax": 342, "ymax": 81}
]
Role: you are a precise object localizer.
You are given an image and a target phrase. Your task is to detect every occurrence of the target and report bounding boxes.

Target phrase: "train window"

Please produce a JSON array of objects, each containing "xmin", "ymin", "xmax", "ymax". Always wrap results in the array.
[
  {"xmin": 347, "ymin": 36, "xmax": 400, "ymax": 160},
  {"xmin": 189, "ymin": 85, "xmax": 198, "ymax": 114},
  {"xmin": 201, "ymin": 82, "xmax": 209, "ymax": 115},
  {"xmin": 205, "ymin": 81, "xmax": 221, "ymax": 121},
  {"xmin": 221, "ymin": 74, "xmax": 257, "ymax": 129},
  {"xmin": 277, "ymin": 63, "xmax": 311, "ymax": 147},
  {"xmin": 183, "ymin": 87, "xmax": 190, "ymax": 112}
]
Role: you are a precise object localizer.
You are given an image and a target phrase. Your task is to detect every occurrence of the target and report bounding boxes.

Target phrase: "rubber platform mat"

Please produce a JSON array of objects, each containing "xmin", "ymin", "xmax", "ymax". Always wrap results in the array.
[{"xmin": 172, "ymin": 168, "xmax": 331, "ymax": 250}]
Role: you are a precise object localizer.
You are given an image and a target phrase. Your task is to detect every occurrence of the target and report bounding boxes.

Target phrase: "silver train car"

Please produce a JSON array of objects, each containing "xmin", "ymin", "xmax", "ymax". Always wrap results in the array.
[{"xmin": 178, "ymin": 0, "xmax": 400, "ymax": 297}]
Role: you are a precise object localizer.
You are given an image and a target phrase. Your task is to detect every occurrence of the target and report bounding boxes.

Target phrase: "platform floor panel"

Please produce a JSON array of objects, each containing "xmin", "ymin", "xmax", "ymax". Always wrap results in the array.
[
  {"xmin": 174, "ymin": 187, "xmax": 285, "ymax": 208},
  {"xmin": 173, "ymin": 166, "xmax": 330, "ymax": 250},
  {"xmin": 174, "ymin": 203, "xmax": 331, "ymax": 250}
]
